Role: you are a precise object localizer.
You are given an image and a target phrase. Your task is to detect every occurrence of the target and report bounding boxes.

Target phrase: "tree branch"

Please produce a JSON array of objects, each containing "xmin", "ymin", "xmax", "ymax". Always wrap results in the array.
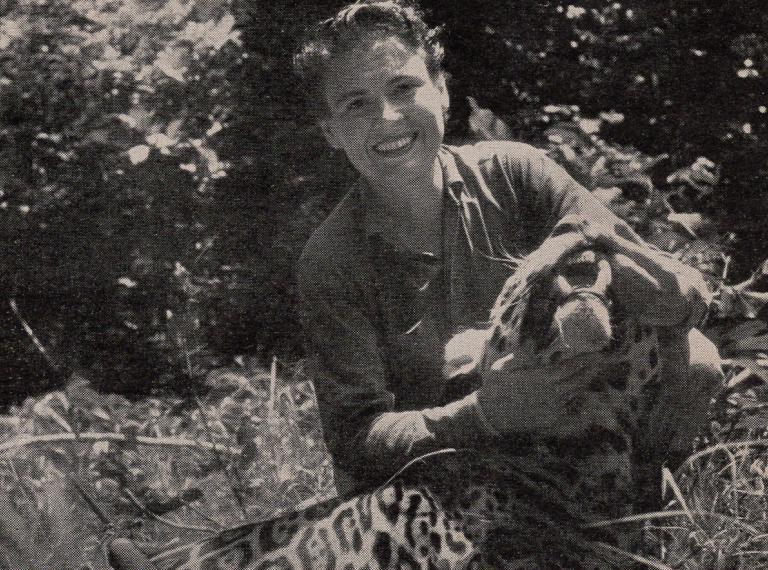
[{"xmin": 0, "ymin": 432, "xmax": 240, "ymax": 455}]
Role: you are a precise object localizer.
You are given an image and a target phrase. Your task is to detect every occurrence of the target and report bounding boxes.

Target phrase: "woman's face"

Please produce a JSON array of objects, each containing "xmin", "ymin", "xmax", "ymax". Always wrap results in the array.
[{"xmin": 319, "ymin": 35, "xmax": 449, "ymax": 188}]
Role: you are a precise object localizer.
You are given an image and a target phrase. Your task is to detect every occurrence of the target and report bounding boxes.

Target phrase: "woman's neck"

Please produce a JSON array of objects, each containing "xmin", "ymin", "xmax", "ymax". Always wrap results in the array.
[{"xmin": 365, "ymin": 160, "xmax": 444, "ymax": 254}]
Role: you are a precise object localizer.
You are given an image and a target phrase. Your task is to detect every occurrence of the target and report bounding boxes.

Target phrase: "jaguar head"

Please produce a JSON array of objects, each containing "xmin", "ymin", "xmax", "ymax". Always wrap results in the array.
[
  {"xmin": 550, "ymin": 248, "xmax": 613, "ymax": 357},
  {"xmin": 444, "ymin": 237, "xmax": 615, "ymax": 379}
]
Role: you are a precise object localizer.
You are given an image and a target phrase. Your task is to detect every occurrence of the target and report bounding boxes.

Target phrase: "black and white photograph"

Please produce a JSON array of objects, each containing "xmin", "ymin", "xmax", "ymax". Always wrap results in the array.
[{"xmin": 0, "ymin": 1, "xmax": 766, "ymax": 568}]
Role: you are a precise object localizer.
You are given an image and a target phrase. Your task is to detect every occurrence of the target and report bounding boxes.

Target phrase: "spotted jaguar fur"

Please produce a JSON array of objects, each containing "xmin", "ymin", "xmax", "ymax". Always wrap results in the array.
[
  {"xmin": 111, "ymin": 480, "xmax": 479, "ymax": 569},
  {"xmin": 109, "ymin": 232, "xmax": 721, "ymax": 570}
]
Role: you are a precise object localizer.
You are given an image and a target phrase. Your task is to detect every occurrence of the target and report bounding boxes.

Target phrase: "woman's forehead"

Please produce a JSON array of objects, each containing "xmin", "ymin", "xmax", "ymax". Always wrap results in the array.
[{"xmin": 324, "ymin": 35, "xmax": 429, "ymax": 91}]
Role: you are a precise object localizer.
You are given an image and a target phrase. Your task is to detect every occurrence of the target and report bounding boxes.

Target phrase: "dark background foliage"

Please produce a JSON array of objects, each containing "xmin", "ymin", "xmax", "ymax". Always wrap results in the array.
[{"xmin": 1, "ymin": 0, "xmax": 767, "ymax": 405}]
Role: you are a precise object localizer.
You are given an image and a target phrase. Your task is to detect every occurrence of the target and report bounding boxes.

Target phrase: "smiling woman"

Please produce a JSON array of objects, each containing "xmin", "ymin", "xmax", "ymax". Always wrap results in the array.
[
  {"xmin": 292, "ymin": 0, "xmax": 714, "ymax": 502},
  {"xmin": 319, "ymin": 37, "xmax": 448, "ymax": 192},
  {"xmin": 294, "ymin": 2, "xmax": 449, "ymax": 255}
]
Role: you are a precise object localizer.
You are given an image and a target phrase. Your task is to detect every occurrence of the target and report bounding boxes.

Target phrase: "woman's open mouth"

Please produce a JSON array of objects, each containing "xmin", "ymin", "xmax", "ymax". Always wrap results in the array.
[{"xmin": 372, "ymin": 133, "xmax": 417, "ymax": 156}]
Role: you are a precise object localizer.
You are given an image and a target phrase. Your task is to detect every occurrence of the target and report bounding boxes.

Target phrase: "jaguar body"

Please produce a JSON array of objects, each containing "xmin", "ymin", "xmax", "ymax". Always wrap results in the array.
[{"xmin": 109, "ymin": 229, "xmax": 722, "ymax": 570}]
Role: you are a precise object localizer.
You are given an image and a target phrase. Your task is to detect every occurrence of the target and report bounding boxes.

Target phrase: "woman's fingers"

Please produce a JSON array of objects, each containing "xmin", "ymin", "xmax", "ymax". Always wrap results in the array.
[
  {"xmin": 586, "ymin": 224, "xmax": 684, "ymax": 299},
  {"xmin": 485, "ymin": 351, "xmax": 597, "ymax": 388},
  {"xmin": 582, "ymin": 218, "xmax": 642, "ymax": 248},
  {"xmin": 583, "ymin": 220, "xmax": 678, "ymax": 278},
  {"xmin": 479, "ymin": 354, "xmax": 601, "ymax": 433}
]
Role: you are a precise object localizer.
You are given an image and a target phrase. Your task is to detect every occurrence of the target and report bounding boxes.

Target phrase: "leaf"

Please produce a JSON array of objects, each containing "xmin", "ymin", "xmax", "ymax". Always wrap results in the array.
[
  {"xmin": 719, "ymin": 258, "xmax": 768, "ymax": 319},
  {"xmin": 93, "ymin": 44, "xmax": 134, "ymax": 72},
  {"xmin": 466, "ymin": 96, "xmax": 512, "ymax": 140},
  {"xmin": 589, "ymin": 155, "xmax": 608, "ymax": 178},
  {"xmin": 731, "ymin": 334, "xmax": 768, "ymax": 353},
  {"xmin": 719, "ymin": 287, "xmax": 768, "ymax": 319},
  {"xmin": 578, "ymin": 118, "xmax": 601, "ymax": 134},
  {"xmin": 724, "ymin": 320, "xmax": 768, "ymax": 344},
  {"xmin": 142, "ymin": 490, "xmax": 185, "ymax": 515},
  {"xmin": 154, "ymin": 44, "xmax": 191, "ymax": 82},
  {"xmin": 165, "ymin": 118, "xmax": 184, "ymax": 140},
  {"xmin": 238, "ymin": 441, "xmax": 261, "ymax": 470},
  {"xmin": 127, "ymin": 144, "xmax": 150, "ymax": 164},
  {"xmin": 667, "ymin": 213, "xmax": 714, "ymax": 238},
  {"xmin": 194, "ymin": 142, "xmax": 227, "ymax": 176},
  {"xmin": 720, "ymin": 321, "xmax": 768, "ymax": 356},
  {"xmin": 91, "ymin": 407, "xmax": 111, "ymax": 421},
  {"xmin": 117, "ymin": 104, "xmax": 156, "ymax": 132},
  {"xmin": 206, "ymin": 121, "xmax": 223, "ymax": 137},
  {"xmin": 599, "ymin": 110, "xmax": 625, "ymax": 124},
  {"xmin": 557, "ymin": 143, "xmax": 577, "ymax": 162},
  {"xmin": 665, "ymin": 157, "xmax": 720, "ymax": 200},
  {"xmin": 145, "ymin": 132, "xmax": 177, "ymax": 149},
  {"xmin": 180, "ymin": 488, "xmax": 203, "ymax": 503},
  {"xmin": 724, "ymin": 358, "xmax": 768, "ymax": 386},
  {"xmin": 0, "ymin": 25, "xmax": 23, "ymax": 52},
  {"xmin": 33, "ymin": 394, "xmax": 73, "ymax": 433},
  {"xmin": 207, "ymin": 14, "xmax": 239, "ymax": 50}
]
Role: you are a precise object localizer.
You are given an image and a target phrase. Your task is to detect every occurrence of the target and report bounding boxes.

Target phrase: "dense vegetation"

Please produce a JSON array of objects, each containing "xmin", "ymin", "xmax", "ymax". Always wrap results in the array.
[
  {"xmin": 1, "ymin": 1, "xmax": 768, "ymax": 568},
  {"xmin": 1, "ymin": 0, "xmax": 767, "ymax": 402}
]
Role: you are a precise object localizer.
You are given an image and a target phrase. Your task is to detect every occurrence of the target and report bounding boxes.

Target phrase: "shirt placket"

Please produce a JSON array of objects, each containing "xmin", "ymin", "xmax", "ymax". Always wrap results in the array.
[{"xmin": 442, "ymin": 183, "xmax": 465, "ymax": 334}]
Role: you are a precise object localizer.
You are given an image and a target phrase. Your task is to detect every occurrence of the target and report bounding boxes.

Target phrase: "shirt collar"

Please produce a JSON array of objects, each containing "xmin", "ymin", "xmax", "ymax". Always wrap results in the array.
[{"xmin": 437, "ymin": 145, "xmax": 467, "ymax": 206}]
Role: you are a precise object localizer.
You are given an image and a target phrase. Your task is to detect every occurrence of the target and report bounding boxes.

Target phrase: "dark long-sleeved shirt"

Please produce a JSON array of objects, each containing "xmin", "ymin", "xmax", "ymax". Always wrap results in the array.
[{"xmin": 297, "ymin": 141, "xmax": 709, "ymax": 489}]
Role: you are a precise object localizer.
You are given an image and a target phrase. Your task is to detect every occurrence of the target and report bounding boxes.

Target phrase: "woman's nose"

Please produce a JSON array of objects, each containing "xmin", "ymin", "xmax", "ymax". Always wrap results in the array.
[{"xmin": 378, "ymin": 98, "xmax": 403, "ymax": 121}]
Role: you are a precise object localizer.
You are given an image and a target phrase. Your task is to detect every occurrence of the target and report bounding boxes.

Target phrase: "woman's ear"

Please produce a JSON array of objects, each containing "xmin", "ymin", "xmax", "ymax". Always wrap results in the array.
[{"xmin": 443, "ymin": 326, "xmax": 492, "ymax": 379}]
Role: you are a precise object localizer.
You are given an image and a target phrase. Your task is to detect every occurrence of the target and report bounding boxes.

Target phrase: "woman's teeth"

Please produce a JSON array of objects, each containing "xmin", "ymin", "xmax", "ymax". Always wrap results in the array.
[{"xmin": 373, "ymin": 134, "xmax": 416, "ymax": 153}]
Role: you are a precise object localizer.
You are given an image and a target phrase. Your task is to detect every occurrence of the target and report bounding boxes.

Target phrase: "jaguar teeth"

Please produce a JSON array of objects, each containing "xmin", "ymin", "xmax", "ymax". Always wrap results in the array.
[{"xmin": 374, "ymin": 135, "xmax": 415, "ymax": 152}]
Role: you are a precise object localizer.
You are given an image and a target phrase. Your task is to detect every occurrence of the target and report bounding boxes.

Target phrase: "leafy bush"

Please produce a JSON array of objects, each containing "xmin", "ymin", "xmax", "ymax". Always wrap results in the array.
[
  {"xmin": 0, "ymin": 0, "xmax": 248, "ymax": 399},
  {"xmin": 2, "ymin": 0, "xmax": 768, "ymax": 403}
]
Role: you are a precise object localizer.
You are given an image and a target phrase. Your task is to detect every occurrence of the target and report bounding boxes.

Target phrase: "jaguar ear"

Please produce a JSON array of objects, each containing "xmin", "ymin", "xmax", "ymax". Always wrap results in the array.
[{"xmin": 443, "ymin": 326, "xmax": 493, "ymax": 379}]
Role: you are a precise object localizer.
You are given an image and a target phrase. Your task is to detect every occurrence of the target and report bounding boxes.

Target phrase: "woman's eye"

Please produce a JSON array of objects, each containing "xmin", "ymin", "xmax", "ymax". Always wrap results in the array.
[
  {"xmin": 344, "ymin": 98, "xmax": 367, "ymax": 113},
  {"xmin": 395, "ymin": 82, "xmax": 416, "ymax": 93}
]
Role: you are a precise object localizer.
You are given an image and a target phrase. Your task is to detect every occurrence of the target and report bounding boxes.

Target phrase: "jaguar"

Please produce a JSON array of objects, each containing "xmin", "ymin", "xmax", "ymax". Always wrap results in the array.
[{"xmin": 109, "ymin": 224, "xmax": 723, "ymax": 570}]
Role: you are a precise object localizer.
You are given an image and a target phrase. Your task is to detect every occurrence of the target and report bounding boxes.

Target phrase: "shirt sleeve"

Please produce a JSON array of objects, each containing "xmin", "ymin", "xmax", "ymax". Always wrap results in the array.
[
  {"xmin": 296, "ymin": 248, "xmax": 394, "ymax": 481},
  {"xmin": 507, "ymin": 144, "xmax": 711, "ymax": 329}
]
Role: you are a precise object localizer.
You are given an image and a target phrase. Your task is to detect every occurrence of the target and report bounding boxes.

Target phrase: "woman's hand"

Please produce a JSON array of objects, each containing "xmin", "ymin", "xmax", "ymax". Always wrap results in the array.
[
  {"xmin": 475, "ymin": 351, "xmax": 600, "ymax": 436},
  {"xmin": 585, "ymin": 219, "xmax": 710, "ymax": 327}
]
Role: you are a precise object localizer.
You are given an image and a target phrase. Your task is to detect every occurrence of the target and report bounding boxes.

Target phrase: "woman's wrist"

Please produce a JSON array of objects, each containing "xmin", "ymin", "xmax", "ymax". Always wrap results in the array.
[{"xmin": 422, "ymin": 391, "xmax": 501, "ymax": 445}]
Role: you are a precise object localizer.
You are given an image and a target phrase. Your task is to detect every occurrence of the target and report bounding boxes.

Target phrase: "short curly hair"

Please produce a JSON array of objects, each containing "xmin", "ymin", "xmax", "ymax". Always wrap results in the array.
[{"xmin": 294, "ymin": 0, "xmax": 444, "ymax": 118}]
